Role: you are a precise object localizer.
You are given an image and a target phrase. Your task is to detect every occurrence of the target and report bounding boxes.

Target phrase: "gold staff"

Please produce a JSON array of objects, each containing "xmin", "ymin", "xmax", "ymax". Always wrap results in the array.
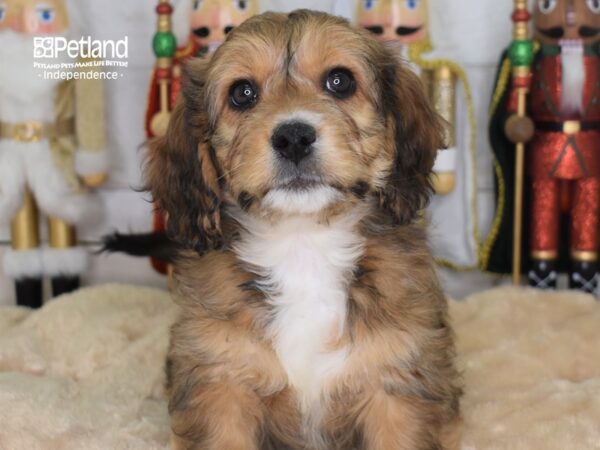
[
  {"xmin": 508, "ymin": 0, "xmax": 534, "ymax": 284},
  {"xmin": 150, "ymin": 0, "xmax": 177, "ymax": 137}
]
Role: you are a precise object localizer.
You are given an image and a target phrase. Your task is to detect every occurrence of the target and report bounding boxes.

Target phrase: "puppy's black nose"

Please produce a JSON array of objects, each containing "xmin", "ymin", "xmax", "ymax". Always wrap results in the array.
[{"xmin": 271, "ymin": 122, "xmax": 317, "ymax": 164}]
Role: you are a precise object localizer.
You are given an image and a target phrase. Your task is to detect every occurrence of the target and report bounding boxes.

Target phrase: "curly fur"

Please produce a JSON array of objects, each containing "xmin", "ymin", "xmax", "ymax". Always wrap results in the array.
[{"xmin": 146, "ymin": 10, "xmax": 461, "ymax": 450}]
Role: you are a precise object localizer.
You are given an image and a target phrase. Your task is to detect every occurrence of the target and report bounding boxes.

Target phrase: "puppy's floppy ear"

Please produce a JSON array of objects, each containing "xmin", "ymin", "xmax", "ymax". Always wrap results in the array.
[
  {"xmin": 378, "ymin": 56, "xmax": 445, "ymax": 225},
  {"xmin": 146, "ymin": 59, "xmax": 222, "ymax": 254}
]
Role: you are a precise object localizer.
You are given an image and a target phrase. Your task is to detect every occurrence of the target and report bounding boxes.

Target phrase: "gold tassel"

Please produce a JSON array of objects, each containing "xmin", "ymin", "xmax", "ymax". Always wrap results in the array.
[{"xmin": 408, "ymin": 40, "xmax": 480, "ymax": 271}]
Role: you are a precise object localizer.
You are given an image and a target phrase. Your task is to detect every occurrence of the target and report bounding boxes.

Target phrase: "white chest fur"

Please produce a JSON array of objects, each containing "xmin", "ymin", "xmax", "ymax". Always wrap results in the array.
[{"xmin": 232, "ymin": 211, "xmax": 365, "ymax": 416}]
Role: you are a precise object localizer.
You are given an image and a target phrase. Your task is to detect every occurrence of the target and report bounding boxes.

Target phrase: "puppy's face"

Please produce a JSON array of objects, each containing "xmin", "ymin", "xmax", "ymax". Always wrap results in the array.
[
  {"xmin": 148, "ymin": 10, "xmax": 443, "ymax": 253},
  {"xmin": 206, "ymin": 12, "xmax": 400, "ymax": 216}
]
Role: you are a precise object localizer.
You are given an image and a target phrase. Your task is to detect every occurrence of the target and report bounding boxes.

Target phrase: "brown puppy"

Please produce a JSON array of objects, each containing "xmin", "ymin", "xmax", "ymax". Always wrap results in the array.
[{"xmin": 147, "ymin": 9, "xmax": 461, "ymax": 450}]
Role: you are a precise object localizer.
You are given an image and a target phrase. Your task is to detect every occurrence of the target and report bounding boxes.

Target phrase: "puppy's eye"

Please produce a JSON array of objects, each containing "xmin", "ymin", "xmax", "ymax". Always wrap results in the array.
[
  {"xmin": 324, "ymin": 68, "xmax": 356, "ymax": 99},
  {"xmin": 229, "ymin": 80, "xmax": 258, "ymax": 109}
]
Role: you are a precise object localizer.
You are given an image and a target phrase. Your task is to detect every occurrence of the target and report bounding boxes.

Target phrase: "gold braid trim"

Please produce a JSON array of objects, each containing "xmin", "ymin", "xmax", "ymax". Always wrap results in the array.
[
  {"xmin": 480, "ymin": 159, "xmax": 507, "ymax": 269},
  {"xmin": 489, "ymin": 57, "xmax": 512, "ymax": 117},
  {"xmin": 479, "ymin": 56, "xmax": 511, "ymax": 270},
  {"xmin": 408, "ymin": 40, "xmax": 480, "ymax": 271}
]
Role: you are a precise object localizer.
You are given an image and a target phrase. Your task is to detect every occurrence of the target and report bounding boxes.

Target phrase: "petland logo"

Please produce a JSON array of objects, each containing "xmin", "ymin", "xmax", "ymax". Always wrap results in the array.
[
  {"xmin": 33, "ymin": 36, "xmax": 129, "ymax": 59},
  {"xmin": 33, "ymin": 36, "xmax": 129, "ymax": 81}
]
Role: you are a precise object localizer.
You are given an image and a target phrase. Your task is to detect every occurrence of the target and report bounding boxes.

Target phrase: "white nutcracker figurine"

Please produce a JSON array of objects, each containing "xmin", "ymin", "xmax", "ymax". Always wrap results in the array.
[
  {"xmin": 356, "ymin": 0, "xmax": 480, "ymax": 269},
  {"xmin": 0, "ymin": 0, "xmax": 107, "ymax": 307}
]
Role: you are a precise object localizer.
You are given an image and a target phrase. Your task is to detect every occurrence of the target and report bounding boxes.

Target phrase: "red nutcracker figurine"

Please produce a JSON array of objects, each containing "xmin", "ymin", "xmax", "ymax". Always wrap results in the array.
[
  {"xmin": 486, "ymin": 0, "xmax": 600, "ymax": 293},
  {"xmin": 145, "ymin": 0, "xmax": 257, "ymax": 273}
]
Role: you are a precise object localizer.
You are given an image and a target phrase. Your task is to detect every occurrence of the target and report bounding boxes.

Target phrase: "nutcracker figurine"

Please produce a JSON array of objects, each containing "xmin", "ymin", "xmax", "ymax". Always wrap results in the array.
[
  {"xmin": 145, "ymin": 0, "xmax": 257, "ymax": 273},
  {"xmin": 356, "ymin": 0, "xmax": 480, "ymax": 269},
  {"xmin": 485, "ymin": 0, "xmax": 600, "ymax": 293},
  {"xmin": 0, "ymin": 0, "xmax": 107, "ymax": 307}
]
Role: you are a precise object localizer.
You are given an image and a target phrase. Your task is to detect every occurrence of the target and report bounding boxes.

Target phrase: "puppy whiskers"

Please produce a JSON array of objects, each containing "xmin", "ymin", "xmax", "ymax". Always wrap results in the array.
[{"xmin": 218, "ymin": 161, "xmax": 249, "ymax": 182}]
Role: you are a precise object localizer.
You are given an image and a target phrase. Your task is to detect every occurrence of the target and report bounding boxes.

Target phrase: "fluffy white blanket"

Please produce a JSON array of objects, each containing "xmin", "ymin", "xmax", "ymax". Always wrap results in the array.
[{"xmin": 0, "ymin": 284, "xmax": 598, "ymax": 449}]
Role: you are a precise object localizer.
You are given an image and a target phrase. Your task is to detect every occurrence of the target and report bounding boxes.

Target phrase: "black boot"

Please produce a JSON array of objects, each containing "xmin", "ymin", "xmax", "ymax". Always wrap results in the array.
[
  {"xmin": 51, "ymin": 276, "xmax": 80, "ymax": 298},
  {"xmin": 528, "ymin": 259, "xmax": 558, "ymax": 289},
  {"xmin": 569, "ymin": 260, "xmax": 598, "ymax": 294},
  {"xmin": 15, "ymin": 278, "xmax": 43, "ymax": 308}
]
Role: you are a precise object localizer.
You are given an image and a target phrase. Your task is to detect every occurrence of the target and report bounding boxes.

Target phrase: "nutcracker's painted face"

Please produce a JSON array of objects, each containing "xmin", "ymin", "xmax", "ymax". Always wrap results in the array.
[
  {"xmin": 190, "ymin": 0, "xmax": 257, "ymax": 54},
  {"xmin": 535, "ymin": 0, "xmax": 600, "ymax": 44},
  {"xmin": 356, "ymin": 0, "xmax": 428, "ymax": 45},
  {"xmin": 0, "ymin": 0, "xmax": 67, "ymax": 35}
]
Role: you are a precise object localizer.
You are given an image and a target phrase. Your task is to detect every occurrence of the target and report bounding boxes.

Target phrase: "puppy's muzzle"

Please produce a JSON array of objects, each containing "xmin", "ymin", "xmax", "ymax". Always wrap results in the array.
[{"xmin": 271, "ymin": 121, "xmax": 317, "ymax": 165}]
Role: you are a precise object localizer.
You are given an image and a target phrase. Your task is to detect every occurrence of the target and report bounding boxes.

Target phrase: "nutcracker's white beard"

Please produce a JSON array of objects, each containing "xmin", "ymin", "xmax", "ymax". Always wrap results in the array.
[
  {"xmin": 560, "ymin": 39, "xmax": 585, "ymax": 115},
  {"xmin": 0, "ymin": 30, "xmax": 68, "ymax": 108}
]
